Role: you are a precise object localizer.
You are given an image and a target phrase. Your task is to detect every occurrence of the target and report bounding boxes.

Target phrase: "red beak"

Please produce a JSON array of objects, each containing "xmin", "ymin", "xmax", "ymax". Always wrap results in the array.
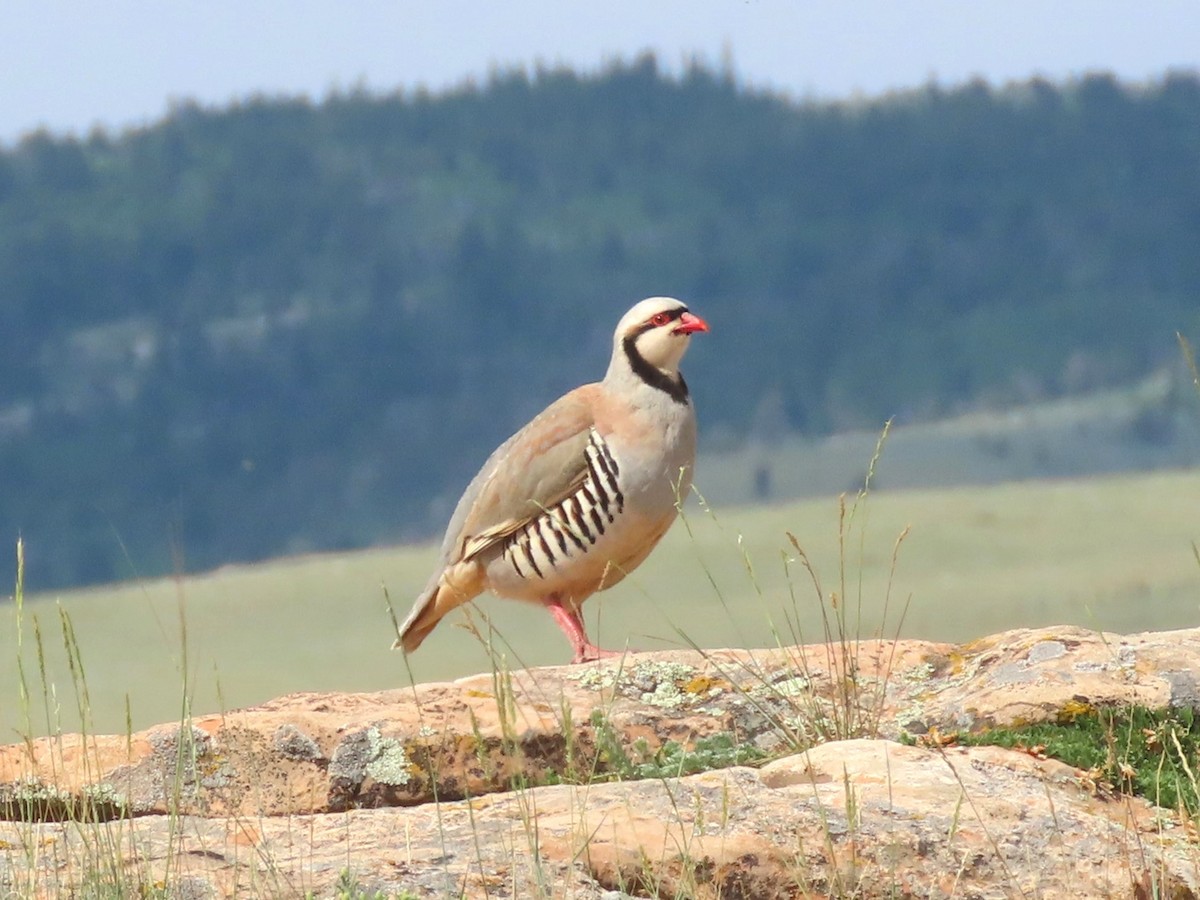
[{"xmin": 673, "ymin": 311, "xmax": 710, "ymax": 335}]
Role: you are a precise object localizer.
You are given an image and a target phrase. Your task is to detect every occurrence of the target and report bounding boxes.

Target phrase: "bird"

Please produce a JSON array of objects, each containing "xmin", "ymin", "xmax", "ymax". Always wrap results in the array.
[{"xmin": 394, "ymin": 296, "xmax": 709, "ymax": 663}]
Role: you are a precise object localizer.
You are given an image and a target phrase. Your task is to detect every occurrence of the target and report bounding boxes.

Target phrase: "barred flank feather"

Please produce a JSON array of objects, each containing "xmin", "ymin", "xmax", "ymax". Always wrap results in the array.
[{"xmin": 503, "ymin": 430, "xmax": 625, "ymax": 579}]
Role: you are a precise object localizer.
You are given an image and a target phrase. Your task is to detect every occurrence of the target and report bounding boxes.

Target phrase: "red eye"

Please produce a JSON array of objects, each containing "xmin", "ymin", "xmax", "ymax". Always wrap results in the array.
[{"xmin": 650, "ymin": 312, "xmax": 671, "ymax": 327}]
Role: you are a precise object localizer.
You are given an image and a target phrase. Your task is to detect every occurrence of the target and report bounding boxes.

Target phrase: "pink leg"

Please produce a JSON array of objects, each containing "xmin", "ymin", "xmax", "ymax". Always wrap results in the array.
[{"xmin": 545, "ymin": 596, "xmax": 625, "ymax": 664}]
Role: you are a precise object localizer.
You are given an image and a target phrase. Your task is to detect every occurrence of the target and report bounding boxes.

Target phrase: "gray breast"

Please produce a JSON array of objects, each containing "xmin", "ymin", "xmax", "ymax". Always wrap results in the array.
[{"xmin": 502, "ymin": 429, "xmax": 624, "ymax": 580}]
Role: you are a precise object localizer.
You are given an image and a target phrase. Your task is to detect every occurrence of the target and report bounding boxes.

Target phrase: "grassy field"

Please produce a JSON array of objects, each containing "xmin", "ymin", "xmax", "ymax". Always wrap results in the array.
[
  {"xmin": 701, "ymin": 369, "xmax": 1200, "ymax": 505},
  {"xmin": 2, "ymin": 467, "xmax": 1198, "ymax": 739}
]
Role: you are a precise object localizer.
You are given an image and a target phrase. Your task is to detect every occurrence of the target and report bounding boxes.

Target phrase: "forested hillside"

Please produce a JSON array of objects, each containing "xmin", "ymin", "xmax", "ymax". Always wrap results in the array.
[{"xmin": 1, "ymin": 57, "xmax": 1198, "ymax": 589}]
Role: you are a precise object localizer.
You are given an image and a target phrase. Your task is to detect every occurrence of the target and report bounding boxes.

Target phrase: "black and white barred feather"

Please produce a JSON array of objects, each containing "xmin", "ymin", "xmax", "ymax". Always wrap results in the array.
[{"xmin": 503, "ymin": 429, "xmax": 624, "ymax": 579}]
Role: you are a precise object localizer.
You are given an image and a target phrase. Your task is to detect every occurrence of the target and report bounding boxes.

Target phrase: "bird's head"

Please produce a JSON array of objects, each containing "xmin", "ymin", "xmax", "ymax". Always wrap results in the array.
[{"xmin": 613, "ymin": 296, "xmax": 709, "ymax": 380}]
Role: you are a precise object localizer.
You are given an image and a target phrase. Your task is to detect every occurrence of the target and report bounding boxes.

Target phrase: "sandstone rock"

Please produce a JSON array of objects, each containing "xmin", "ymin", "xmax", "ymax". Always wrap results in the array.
[
  {"xmin": 2, "ymin": 739, "xmax": 1196, "ymax": 898},
  {"xmin": 3, "ymin": 626, "xmax": 1200, "ymax": 897}
]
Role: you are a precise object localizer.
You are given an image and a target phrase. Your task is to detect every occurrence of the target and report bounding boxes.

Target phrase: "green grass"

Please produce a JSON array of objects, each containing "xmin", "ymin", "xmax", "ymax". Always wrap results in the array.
[
  {"xmin": 943, "ymin": 704, "xmax": 1200, "ymax": 814},
  {"xmin": 700, "ymin": 368, "xmax": 1198, "ymax": 506},
  {"xmin": 4, "ymin": 467, "xmax": 1200, "ymax": 738}
]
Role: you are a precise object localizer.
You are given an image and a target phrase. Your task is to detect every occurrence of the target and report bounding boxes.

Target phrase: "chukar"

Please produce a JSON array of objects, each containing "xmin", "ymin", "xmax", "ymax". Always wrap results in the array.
[{"xmin": 395, "ymin": 297, "xmax": 708, "ymax": 663}]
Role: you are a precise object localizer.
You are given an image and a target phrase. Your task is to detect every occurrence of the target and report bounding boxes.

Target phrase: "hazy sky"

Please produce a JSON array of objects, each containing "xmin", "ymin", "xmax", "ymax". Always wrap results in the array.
[{"xmin": 2, "ymin": 1, "xmax": 1198, "ymax": 145}]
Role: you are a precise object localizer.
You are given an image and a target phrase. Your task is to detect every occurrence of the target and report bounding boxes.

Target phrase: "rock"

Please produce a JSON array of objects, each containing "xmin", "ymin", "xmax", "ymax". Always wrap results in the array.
[
  {"xmin": 3, "ymin": 625, "xmax": 1200, "ymax": 897},
  {"xmin": 2, "ymin": 738, "xmax": 1195, "ymax": 898}
]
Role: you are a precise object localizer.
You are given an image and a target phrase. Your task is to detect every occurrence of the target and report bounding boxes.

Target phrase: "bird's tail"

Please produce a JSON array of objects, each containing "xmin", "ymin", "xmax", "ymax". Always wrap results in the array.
[{"xmin": 392, "ymin": 563, "xmax": 482, "ymax": 654}]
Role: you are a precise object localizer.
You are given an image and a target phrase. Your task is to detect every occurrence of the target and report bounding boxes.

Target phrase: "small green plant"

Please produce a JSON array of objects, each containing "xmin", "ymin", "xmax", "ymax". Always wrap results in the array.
[
  {"xmin": 589, "ymin": 708, "xmax": 635, "ymax": 778},
  {"xmin": 635, "ymin": 731, "xmax": 766, "ymax": 779},
  {"xmin": 587, "ymin": 710, "xmax": 765, "ymax": 783},
  {"xmin": 319, "ymin": 868, "xmax": 422, "ymax": 900}
]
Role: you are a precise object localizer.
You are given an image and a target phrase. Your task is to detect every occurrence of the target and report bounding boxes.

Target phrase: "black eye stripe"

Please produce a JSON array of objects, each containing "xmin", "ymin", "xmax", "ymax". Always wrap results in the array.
[{"xmin": 633, "ymin": 306, "xmax": 688, "ymax": 336}]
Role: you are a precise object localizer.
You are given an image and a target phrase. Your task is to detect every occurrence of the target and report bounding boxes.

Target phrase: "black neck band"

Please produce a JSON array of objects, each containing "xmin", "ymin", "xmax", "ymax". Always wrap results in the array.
[{"xmin": 622, "ymin": 334, "xmax": 690, "ymax": 405}]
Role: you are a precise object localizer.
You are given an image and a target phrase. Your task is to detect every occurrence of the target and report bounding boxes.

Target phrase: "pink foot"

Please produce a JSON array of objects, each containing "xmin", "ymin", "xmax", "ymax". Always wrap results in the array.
[{"xmin": 546, "ymin": 596, "xmax": 633, "ymax": 664}]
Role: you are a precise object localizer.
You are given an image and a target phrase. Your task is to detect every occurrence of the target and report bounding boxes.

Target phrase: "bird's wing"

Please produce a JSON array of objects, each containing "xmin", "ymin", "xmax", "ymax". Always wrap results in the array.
[{"xmin": 439, "ymin": 386, "xmax": 602, "ymax": 566}]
